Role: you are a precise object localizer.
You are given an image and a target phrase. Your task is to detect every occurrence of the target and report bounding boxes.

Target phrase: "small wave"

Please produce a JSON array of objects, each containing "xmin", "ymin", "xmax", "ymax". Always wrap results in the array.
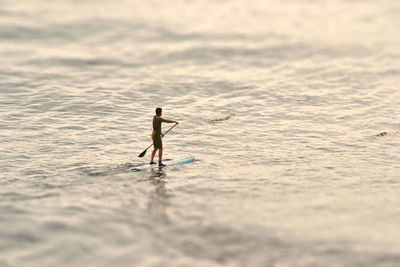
[
  {"xmin": 0, "ymin": 192, "xmax": 59, "ymax": 201},
  {"xmin": 376, "ymin": 131, "xmax": 400, "ymax": 137},
  {"xmin": 209, "ymin": 113, "xmax": 235, "ymax": 123},
  {"xmin": 80, "ymin": 167, "xmax": 117, "ymax": 177}
]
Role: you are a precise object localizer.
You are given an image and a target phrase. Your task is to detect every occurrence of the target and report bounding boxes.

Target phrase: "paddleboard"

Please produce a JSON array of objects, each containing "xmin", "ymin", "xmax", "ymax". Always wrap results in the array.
[{"xmin": 128, "ymin": 156, "xmax": 195, "ymax": 172}]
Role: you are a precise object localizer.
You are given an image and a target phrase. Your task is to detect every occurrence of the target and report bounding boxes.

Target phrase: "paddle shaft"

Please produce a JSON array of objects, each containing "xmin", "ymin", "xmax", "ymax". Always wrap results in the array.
[
  {"xmin": 138, "ymin": 124, "xmax": 177, "ymax": 157},
  {"xmin": 163, "ymin": 123, "xmax": 177, "ymax": 136}
]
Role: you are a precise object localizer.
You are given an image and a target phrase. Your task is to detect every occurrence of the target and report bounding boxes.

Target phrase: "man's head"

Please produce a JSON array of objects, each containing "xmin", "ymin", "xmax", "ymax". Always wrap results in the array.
[{"xmin": 155, "ymin": 107, "xmax": 162, "ymax": 116}]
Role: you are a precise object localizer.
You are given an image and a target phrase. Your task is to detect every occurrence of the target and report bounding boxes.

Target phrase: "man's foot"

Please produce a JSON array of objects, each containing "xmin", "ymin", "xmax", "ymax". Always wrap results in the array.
[
  {"xmin": 150, "ymin": 161, "xmax": 156, "ymax": 165},
  {"xmin": 158, "ymin": 162, "xmax": 166, "ymax": 167}
]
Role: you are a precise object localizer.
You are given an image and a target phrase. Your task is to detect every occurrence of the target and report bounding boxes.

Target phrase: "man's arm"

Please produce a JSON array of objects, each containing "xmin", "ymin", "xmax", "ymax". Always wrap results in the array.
[
  {"xmin": 161, "ymin": 119, "xmax": 179, "ymax": 137},
  {"xmin": 165, "ymin": 119, "xmax": 179, "ymax": 124}
]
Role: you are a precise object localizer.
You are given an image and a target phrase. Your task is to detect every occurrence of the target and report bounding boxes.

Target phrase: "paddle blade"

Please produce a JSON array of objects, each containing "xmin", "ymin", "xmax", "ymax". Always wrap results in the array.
[{"xmin": 138, "ymin": 149, "xmax": 147, "ymax": 158}]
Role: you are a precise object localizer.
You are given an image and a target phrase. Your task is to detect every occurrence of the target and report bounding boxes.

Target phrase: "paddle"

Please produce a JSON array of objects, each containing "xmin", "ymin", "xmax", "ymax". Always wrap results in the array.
[{"xmin": 138, "ymin": 124, "xmax": 178, "ymax": 157}]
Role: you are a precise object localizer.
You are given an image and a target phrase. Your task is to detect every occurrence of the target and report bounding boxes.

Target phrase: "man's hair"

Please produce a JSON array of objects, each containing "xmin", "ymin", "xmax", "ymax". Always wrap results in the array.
[{"xmin": 155, "ymin": 107, "xmax": 162, "ymax": 115}]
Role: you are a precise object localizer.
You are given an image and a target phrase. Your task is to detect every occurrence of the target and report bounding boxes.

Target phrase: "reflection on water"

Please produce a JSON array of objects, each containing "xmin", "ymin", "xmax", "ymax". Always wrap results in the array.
[
  {"xmin": 149, "ymin": 169, "xmax": 167, "ymax": 181},
  {"xmin": 148, "ymin": 169, "xmax": 170, "ymax": 224}
]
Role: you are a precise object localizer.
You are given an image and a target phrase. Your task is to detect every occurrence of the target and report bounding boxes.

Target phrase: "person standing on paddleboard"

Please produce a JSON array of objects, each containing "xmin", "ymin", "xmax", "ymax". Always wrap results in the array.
[{"xmin": 150, "ymin": 107, "xmax": 179, "ymax": 166}]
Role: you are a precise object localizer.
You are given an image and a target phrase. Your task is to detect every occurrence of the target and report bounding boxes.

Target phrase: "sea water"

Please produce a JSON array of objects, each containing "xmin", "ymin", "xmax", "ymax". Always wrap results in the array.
[{"xmin": 1, "ymin": 0, "xmax": 400, "ymax": 266}]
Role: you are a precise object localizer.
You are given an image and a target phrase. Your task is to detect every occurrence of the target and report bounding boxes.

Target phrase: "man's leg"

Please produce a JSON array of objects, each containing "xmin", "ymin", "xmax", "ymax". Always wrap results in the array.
[
  {"xmin": 158, "ymin": 148, "xmax": 163, "ymax": 163},
  {"xmin": 150, "ymin": 148, "xmax": 158, "ymax": 163}
]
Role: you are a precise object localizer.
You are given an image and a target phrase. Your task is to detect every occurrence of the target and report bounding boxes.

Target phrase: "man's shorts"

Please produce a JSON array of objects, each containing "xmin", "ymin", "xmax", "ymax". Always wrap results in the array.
[{"xmin": 152, "ymin": 132, "xmax": 162, "ymax": 149}]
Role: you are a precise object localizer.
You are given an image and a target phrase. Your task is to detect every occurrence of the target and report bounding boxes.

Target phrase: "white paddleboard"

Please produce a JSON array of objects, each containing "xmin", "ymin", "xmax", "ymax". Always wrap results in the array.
[{"xmin": 128, "ymin": 156, "xmax": 195, "ymax": 172}]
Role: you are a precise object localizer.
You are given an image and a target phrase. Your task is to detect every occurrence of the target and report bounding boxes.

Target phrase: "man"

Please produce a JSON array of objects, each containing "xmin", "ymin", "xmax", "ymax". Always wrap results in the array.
[{"xmin": 150, "ymin": 107, "xmax": 179, "ymax": 166}]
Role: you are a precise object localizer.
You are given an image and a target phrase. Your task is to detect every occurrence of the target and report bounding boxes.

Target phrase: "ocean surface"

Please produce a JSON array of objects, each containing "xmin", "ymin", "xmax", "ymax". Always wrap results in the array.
[{"xmin": 1, "ymin": 0, "xmax": 400, "ymax": 266}]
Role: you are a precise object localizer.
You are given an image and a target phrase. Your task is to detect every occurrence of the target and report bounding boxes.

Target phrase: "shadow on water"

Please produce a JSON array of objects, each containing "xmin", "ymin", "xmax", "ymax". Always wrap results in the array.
[
  {"xmin": 80, "ymin": 161, "xmax": 155, "ymax": 177},
  {"xmin": 79, "ymin": 156, "xmax": 191, "ymax": 177}
]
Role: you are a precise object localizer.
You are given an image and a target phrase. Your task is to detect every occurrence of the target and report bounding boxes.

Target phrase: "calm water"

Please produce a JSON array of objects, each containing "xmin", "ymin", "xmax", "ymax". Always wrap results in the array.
[{"xmin": 1, "ymin": 0, "xmax": 400, "ymax": 266}]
